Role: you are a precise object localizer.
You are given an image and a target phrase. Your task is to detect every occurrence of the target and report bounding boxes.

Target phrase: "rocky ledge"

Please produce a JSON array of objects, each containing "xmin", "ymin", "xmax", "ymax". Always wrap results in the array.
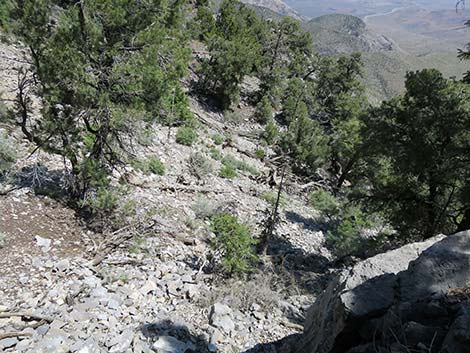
[{"xmin": 298, "ymin": 230, "xmax": 470, "ymax": 353}]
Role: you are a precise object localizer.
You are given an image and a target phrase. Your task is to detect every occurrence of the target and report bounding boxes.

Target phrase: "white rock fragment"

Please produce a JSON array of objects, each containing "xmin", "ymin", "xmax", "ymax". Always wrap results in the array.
[{"xmin": 35, "ymin": 235, "xmax": 52, "ymax": 252}]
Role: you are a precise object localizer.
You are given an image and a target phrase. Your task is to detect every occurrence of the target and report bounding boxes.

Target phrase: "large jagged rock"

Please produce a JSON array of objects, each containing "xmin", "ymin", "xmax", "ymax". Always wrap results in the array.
[{"xmin": 299, "ymin": 231, "xmax": 470, "ymax": 353}]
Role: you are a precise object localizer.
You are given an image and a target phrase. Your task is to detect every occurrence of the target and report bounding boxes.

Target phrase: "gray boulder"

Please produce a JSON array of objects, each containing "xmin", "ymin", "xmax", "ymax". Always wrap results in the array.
[{"xmin": 299, "ymin": 231, "xmax": 470, "ymax": 353}]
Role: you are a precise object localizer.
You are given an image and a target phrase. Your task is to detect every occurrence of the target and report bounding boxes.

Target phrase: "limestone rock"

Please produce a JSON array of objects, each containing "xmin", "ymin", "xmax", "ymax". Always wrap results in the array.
[{"xmin": 299, "ymin": 231, "xmax": 470, "ymax": 353}]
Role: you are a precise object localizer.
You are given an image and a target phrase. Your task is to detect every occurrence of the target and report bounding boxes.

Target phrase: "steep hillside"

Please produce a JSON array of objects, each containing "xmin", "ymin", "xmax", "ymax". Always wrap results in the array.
[
  {"xmin": 0, "ymin": 37, "xmax": 331, "ymax": 353},
  {"xmin": 304, "ymin": 13, "xmax": 467, "ymax": 102},
  {"xmin": 239, "ymin": 0, "xmax": 302, "ymax": 20},
  {"xmin": 304, "ymin": 14, "xmax": 394, "ymax": 54}
]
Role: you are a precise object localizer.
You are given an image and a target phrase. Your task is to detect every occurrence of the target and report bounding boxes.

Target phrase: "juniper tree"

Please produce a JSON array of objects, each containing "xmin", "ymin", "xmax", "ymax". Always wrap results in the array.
[
  {"xmin": 364, "ymin": 69, "xmax": 470, "ymax": 238},
  {"xmin": 4, "ymin": 0, "xmax": 192, "ymax": 200},
  {"xmin": 197, "ymin": 0, "xmax": 266, "ymax": 109}
]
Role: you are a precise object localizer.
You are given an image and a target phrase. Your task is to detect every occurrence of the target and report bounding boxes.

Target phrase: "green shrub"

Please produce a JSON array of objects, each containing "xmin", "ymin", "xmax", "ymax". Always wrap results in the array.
[
  {"xmin": 212, "ymin": 133, "xmax": 225, "ymax": 145},
  {"xmin": 255, "ymin": 149, "xmax": 266, "ymax": 159},
  {"xmin": 176, "ymin": 126, "xmax": 197, "ymax": 146},
  {"xmin": 0, "ymin": 133, "xmax": 18, "ymax": 174},
  {"xmin": 263, "ymin": 119, "xmax": 278, "ymax": 145},
  {"xmin": 219, "ymin": 165, "xmax": 237, "ymax": 179},
  {"xmin": 134, "ymin": 156, "xmax": 165, "ymax": 175},
  {"xmin": 261, "ymin": 191, "xmax": 287, "ymax": 208},
  {"xmin": 192, "ymin": 195, "xmax": 221, "ymax": 219},
  {"xmin": 209, "ymin": 147, "xmax": 223, "ymax": 161},
  {"xmin": 223, "ymin": 110, "xmax": 243, "ymax": 124},
  {"xmin": 309, "ymin": 190, "xmax": 340, "ymax": 218},
  {"xmin": 136, "ymin": 128, "xmax": 154, "ymax": 147},
  {"xmin": 255, "ymin": 96, "xmax": 272, "ymax": 124},
  {"xmin": 222, "ymin": 154, "xmax": 259, "ymax": 176},
  {"xmin": 81, "ymin": 186, "xmax": 119, "ymax": 216},
  {"xmin": 325, "ymin": 204, "xmax": 392, "ymax": 258},
  {"xmin": 188, "ymin": 152, "xmax": 212, "ymax": 179},
  {"xmin": 210, "ymin": 213, "xmax": 258, "ymax": 275},
  {"xmin": 0, "ymin": 232, "xmax": 6, "ymax": 248}
]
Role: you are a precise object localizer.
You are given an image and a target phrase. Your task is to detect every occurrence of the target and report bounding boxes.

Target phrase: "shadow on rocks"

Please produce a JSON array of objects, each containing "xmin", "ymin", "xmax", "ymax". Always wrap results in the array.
[
  {"xmin": 266, "ymin": 230, "xmax": 333, "ymax": 297},
  {"xmin": 284, "ymin": 211, "xmax": 324, "ymax": 233},
  {"xmin": 140, "ymin": 319, "xmax": 213, "ymax": 353},
  {"xmin": 242, "ymin": 333, "xmax": 302, "ymax": 353},
  {"xmin": 3, "ymin": 164, "xmax": 69, "ymax": 199}
]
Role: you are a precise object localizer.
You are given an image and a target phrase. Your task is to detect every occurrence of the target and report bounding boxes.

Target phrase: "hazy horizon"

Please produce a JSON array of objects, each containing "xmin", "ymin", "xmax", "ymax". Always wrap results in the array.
[{"xmin": 284, "ymin": 0, "xmax": 463, "ymax": 18}]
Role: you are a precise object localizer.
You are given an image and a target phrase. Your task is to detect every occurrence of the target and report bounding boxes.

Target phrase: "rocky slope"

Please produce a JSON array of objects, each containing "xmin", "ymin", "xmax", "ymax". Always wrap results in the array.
[
  {"xmin": 0, "ymin": 39, "xmax": 331, "ymax": 352},
  {"xmin": 299, "ymin": 230, "xmax": 470, "ymax": 353},
  {"xmin": 239, "ymin": 0, "xmax": 302, "ymax": 20}
]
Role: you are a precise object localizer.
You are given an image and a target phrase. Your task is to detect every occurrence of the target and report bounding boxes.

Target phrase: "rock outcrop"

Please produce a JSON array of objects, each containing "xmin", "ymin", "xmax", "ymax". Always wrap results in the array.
[{"xmin": 299, "ymin": 230, "xmax": 470, "ymax": 353}]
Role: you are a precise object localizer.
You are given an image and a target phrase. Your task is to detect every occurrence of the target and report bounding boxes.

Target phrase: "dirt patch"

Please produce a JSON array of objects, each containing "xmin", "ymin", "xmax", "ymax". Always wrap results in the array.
[{"xmin": 0, "ymin": 192, "xmax": 91, "ymax": 301}]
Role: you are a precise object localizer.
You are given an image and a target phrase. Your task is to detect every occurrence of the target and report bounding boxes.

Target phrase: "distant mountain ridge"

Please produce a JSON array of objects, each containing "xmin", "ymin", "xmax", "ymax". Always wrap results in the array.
[
  {"xmin": 236, "ymin": 1, "xmax": 466, "ymax": 102},
  {"xmin": 304, "ymin": 14, "xmax": 394, "ymax": 54},
  {"xmin": 239, "ymin": 0, "xmax": 303, "ymax": 20}
]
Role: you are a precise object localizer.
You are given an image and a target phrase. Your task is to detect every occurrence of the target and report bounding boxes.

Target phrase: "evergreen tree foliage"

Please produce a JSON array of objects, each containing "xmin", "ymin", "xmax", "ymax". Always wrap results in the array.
[
  {"xmin": 254, "ymin": 95, "xmax": 273, "ymax": 124},
  {"xmin": 364, "ymin": 69, "xmax": 470, "ymax": 238},
  {"xmin": 258, "ymin": 17, "xmax": 315, "ymax": 105},
  {"xmin": 5, "ymin": 0, "xmax": 191, "ymax": 200},
  {"xmin": 197, "ymin": 0, "xmax": 266, "ymax": 109},
  {"xmin": 458, "ymin": 19, "xmax": 470, "ymax": 83}
]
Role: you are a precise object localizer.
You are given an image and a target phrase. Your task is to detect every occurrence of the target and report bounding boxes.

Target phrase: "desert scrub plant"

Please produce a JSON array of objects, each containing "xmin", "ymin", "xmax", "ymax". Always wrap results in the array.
[
  {"xmin": 176, "ymin": 126, "xmax": 197, "ymax": 146},
  {"xmin": 192, "ymin": 195, "xmax": 224, "ymax": 219},
  {"xmin": 255, "ymin": 149, "xmax": 266, "ymax": 160},
  {"xmin": 261, "ymin": 191, "xmax": 287, "ymax": 208},
  {"xmin": 209, "ymin": 147, "xmax": 223, "ymax": 161},
  {"xmin": 0, "ymin": 232, "xmax": 6, "ymax": 248},
  {"xmin": 263, "ymin": 119, "xmax": 278, "ymax": 145},
  {"xmin": 210, "ymin": 213, "xmax": 258, "ymax": 275},
  {"xmin": 254, "ymin": 95, "xmax": 272, "ymax": 124},
  {"xmin": 219, "ymin": 165, "xmax": 237, "ymax": 179},
  {"xmin": 211, "ymin": 133, "xmax": 225, "ymax": 145},
  {"xmin": 80, "ymin": 185, "xmax": 136, "ymax": 229},
  {"xmin": 223, "ymin": 110, "xmax": 243, "ymax": 124},
  {"xmin": 309, "ymin": 189, "xmax": 341, "ymax": 218},
  {"xmin": 197, "ymin": 273, "xmax": 280, "ymax": 312},
  {"xmin": 188, "ymin": 152, "xmax": 213, "ymax": 179},
  {"xmin": 222, "ymin": 154, "xmax": 259, "ymax": 176},
  {"xmin": 325, "ymin": 201, "xmax": 392, "ymax": 259},
  {"xmin": 81, "ymin": 186, "xmax": 120, "ymax": 214},
  {"xmin": 0, "ymin": 133, "xmax": 18, "ymax": 174},
  {"xmin": 134, "ymin": 156, "xmax": 165, "ymax": 176},
  {"xmin": 136, "ymin": 128, "xmax": 154, "ymax": 147}
]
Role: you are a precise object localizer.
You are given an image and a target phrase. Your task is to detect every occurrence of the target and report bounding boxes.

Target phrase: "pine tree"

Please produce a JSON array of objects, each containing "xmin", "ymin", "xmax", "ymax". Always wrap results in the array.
[
  {"xmin": 6, "ymin": 0, "xmax": 192, "ymax": 200},
  {"xmin": 197, "ymin": 0, "xmax": 265, "ymax": 109},
  {"xmin": 364, "ymin": 69, "xmax": 470, "ymax": 238}
]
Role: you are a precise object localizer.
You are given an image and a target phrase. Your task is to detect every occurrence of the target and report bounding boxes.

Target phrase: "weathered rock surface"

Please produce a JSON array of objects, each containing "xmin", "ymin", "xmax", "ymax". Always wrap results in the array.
[{"xmin": 299, "ymin": 230, "xmax": 470, "ymax": 353}]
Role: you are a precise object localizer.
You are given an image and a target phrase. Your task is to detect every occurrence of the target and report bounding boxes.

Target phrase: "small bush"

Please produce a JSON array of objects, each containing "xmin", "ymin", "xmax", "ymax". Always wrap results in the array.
[
  {"xmin": 136, "ymin": 128, "xmax": 154, "ymax": 147},
  {"xmin": 81, "ymin": 186, "xmax": 119, "ymax": 216},
  {"xmin": 209, "ymin": 147, "xmax": 222, "ymax": 161},
  {"xmin": 0, "ymin": 232, "xmax": 6, "ymax": 248},
  {"xmin": 223, "ymin": 110, "xmax": 243, "ymax": 124},
  {"xmin": 255, "ymin": 149, "xmax": 266, "ymax": 159},
  {"xmin": 263, "ymin": 119, "xmax": 278, "ymax": 145},
  {"xmin": 261, "ymin": 191, "xmax": 287, "ymax": 208},
  {"xmin": 212, "ymin": 133, "xmax": 225, "ymax": 145},
  {"xmin": 255, "ymin": 96, "xmax": 273, "ymax": 124},
  {"xmin": 309, "ymin": 190, "xmax": 340, "ymax": 218},
  {"xmin": 222, "ymin": 154, "xmax": 259, "ymax": 176},
  {"xmin": 0, "ymin": 133, "xmax": 18, "ymax": 174},
  {"xmin": 188, "ymin": 152, "xmax": 212, "ymax": 179},
  {"xmin": 326, "ymin": 203, "xmax": 392, "ymax": 259},
  {"xmin": 210, "ymin": 213, "xmax": 258, "ymax": 275},
  {"xmin": 219, "ymin": 165, "xmax": 237, "ymax": 179},
  {"xmin": 176, "ymin": 126, "xmax": 197, "ymax": 146},
  {"xmin": 134, "ymin": 156, "xmax": 165, "ymax": 175},
  {"xmin": 192, "ymin": 195, "xmax": 221, "ymax": 219}
]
